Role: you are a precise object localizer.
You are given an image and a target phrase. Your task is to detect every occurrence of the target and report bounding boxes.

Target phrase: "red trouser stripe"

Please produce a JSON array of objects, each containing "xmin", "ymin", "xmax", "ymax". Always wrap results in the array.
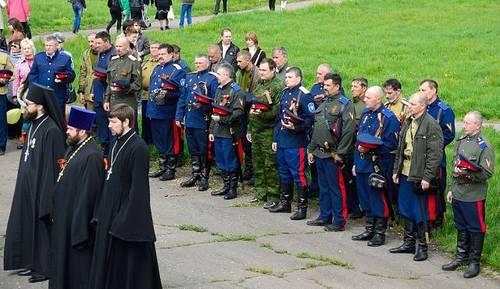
[
  {"xmin": 236, "ymin": 139, "xmax": 244, "ymax": 165},
  {"xmin": 298, "ymin": 148, "xmax": 308, "ymax": 187},
  {"xmin": 207, "ymin": 139, "xmax": 213, "ymax": 160},
  {"xmin": 476, "ymin": 200, "xmax": 487, "ymax": 233},
  {"xmin": 381, "ymin": 191, "xmax": 390, "ymax": 218},
  {"xmin": 338, "ymin": 167, "xmax": 348, "ymax": 220},
  {"xmin": 172, "ymin": 121, "xmax": 181, "ymax": 155},
  {"xmin": 427, "ymin": 194, "xmax": 436, "ymax": 221}
]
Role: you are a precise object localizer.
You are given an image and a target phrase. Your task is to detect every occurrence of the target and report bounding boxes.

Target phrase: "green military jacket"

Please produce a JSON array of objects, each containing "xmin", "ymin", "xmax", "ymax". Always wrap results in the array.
[
  {"xmin": 141, "ymin": 56, "xmax": 160, "ymax": 100},
  {"xmin": 105, "ymin": 53, "xmax": 142, "ymax": 109},
  {"xmin": 450, "ymin": 132, "xmax": 495, "ymax": 202},
  {"xmin": 236, "ymin": 64, "xmax": 260, "ymax": 93},
  {"xmin": 308, "ymin": 95, "xmax": 356, "ymax": 159},
  {"xmin": 0, "ymin": 52, "xmax": 13, "ymax": 95},
  {"xmin": 78, "ymin": 48, "xmax": 97, "ymax": 100},
  {"xmin": 209, "ymin": 81, "xmax": 245, "ymax": 138},
  {"xmin": 276, "ymin": 62, "xmax": 289, "ymax": 81},
  {"xmin": 393, "ymin": 112, "xmax": 443, "ymax": 182},
  {"xmin": 248, "ymin": 76, "xmax": 284, "ymax": 133},
  {"xmin": 352, "ymin": 95, "xmax": 365, "ymax": 123}
]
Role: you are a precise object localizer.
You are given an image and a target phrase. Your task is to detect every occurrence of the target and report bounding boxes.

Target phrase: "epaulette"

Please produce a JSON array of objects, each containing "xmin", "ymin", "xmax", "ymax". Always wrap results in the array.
[
  {"xmin": 111, "ymin": 55, "xmax": 119, "ymax": 60},
  {"xmin": 128, "ymin": 54, "xmax": 138, "ymax": 61},
  {"xmin": 208, "ymin": 71, "xmax": 218, "ymax": 78},
  {"xmin": 339, "ymin": 96, "xmax": 349, "ymax": 105},
  {"xmin": 362, "ymin": 108, "xmax": 370, "ymax": 114},
  {"xmin": 438, "ymin": 101, "xmax": 449, "ymax": 111},
  {"xmin": 477, "ymin": 136, "xmax": 488, "ymax": 149},
  {"xmin": 401, "ymin": 98, "xmax": 410, "ymax": 106},
  {"xmin": 173, "ymin": 63, "xmax": 182, "ymax": 70},
  {"xmin": 381, "ymin": 108, "xmax": 394, "ymax": 118},
  {"xmin": 230, "ymin": 82, "xmax": 240, "ymax": 91},
  {"xmin": 299, "ymin": 86, "xmax": 310, "ymax": 94}
]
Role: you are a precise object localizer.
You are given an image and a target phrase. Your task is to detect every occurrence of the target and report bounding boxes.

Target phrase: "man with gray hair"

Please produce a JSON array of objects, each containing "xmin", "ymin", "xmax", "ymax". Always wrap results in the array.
[
  {"xmin": 351, "ymin": 86, "xmax": 400, "ymax": 241},
  {"xmin": 28, "ymin": 35, "xmax": 75, "ymax": 118},
  {"xmin": 442, "ymin": 111, "xmax": 494, "ymax": 278},
  {"xmin": 209, "ymin": 63, "xmax": 245, "ymax": 200},
  {"xmin": 272, "ymin": 47, "xmax": 290, "ymax": 81},
  {"xmin": 208, "ymin": 44, "xmax": 229, "ymax": 73},
  {"xmin": 390, "ymin": 92, "xmax": 443, "ymax": 262}
]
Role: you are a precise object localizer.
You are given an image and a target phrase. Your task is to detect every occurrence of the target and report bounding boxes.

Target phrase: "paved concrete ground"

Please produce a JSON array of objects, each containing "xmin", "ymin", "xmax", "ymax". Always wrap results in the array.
[{"xmin": 0, "ymin": 140, "xmax": 498, "ymax": 288}]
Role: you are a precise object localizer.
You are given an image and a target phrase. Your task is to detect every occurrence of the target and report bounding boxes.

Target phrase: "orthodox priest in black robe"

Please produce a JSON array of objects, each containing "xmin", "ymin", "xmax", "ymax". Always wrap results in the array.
[
  {"xmin": 3, "ymin": 83, "xmax": 66, "ymax": 283},
  {"xmin": 89, "ymin": 104, "xmax": 162, "ymax": 289},
  {"xmin": 49, "ymin": 107, "xmax": 104, "ymax": 289}
]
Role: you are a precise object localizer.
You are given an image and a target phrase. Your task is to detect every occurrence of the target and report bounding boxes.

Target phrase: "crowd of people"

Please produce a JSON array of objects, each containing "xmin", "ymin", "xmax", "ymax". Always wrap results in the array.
[{"xmin": 0, "ymin": 6, "xmax": 496, "ymax": 289}]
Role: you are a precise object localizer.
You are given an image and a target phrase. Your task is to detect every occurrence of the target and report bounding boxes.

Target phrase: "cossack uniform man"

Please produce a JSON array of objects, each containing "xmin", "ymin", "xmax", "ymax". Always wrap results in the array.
[
  {"xmin": 29, "ymin": 35, "xmax": 75, "ymax": 119},
  {"xmin": 307, "ymin": 73, "xmax": 356, "ymax": 231},
  {"xmin": 147, "ymin": 44, "xmax": 186, "ymax": 181},
  {"xmin": 351, "ymin": 86, "xmax": 400, "ymax": 246},
  {"xmin": 442, "ymin": 111, "xmax": 494, "ymax": 278},
  {"xmin": 420, "ymin": 79, "xmax": 455, "ymax": 225},
  {"xmin": 269, "ymin": 67, "xmax": 314, "ymax": 220},
  {"xmin": 209, "ymin": 63, "xmax": 245, "ymax": 200},
  {"xmin": 176, "ymin": 54, "xmax": 218, "ymax": 191}
]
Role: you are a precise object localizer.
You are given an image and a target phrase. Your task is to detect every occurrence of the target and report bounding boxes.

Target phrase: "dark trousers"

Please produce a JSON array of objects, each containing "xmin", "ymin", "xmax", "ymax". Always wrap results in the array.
[
  {"xmin": 214, "ymin": 0, "xmax": 228, "ymax": 14},
  {"xmin": 316, "ymin": 158, "xmax": 348, "ymax": 226},
  {"xmin": 131, "ymin": 7, "xmax": 143, "ymax": 21},
  {"xmin": 107, "ymin": 6, "xmax": 123, "ymax": 33},
  {"xmin": 141, "ymin": 100, "xmax": 152, "ymax": 144},
  {"xmin": 453, "ymin": 199, "xmax": 486, "ymax": 233},
  {"xmin": 269, "ymin": 0, "xmax": 276, "ymax": 10},
  {"xmin": 151, "ymin": 118, "xmax": 182, "ymax": 156}
]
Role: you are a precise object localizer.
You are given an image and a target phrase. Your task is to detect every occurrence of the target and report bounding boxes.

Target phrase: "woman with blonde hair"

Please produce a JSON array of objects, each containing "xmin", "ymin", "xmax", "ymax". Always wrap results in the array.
[
  {"xmin": 243, "ymin": 32, "xmax": 266, "ymax": 67},
  {"xmin": 12, "ymin": 38, "xmax": 35, "ymax": 100}
]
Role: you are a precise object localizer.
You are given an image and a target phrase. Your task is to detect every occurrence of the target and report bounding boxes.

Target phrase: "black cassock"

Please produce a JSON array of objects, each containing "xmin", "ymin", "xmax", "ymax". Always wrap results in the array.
[
  {"xmin": 3, "ymin": 116, "xmax": 65, "ymax": 276},
  {"xmin": 49, "ymin": 140, "xmax": 104, "ymax": 289},
  {"xmin": 88, "ymin": 130, "xmax": 162, "ymax": 289}
]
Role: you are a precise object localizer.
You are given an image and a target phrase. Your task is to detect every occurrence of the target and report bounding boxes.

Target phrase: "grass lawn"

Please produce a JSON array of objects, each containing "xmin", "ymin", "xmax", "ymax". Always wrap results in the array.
[
  {"xmin": 6, "ymin": 0, "xmax": 299, "ymax": 34},
  {"xmin": 56, "ymin": 0, "xmax": 500, "ymax": 269}
]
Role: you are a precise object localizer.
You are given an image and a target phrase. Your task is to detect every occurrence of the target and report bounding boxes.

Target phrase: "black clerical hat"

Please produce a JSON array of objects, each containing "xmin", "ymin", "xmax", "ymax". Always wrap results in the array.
[{"xmin": 26, "ymin": 82, "xmax": 66, "ymax": 132}]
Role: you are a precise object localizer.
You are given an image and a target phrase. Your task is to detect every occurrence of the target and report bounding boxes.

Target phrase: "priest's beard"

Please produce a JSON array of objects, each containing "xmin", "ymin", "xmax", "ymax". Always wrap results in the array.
[
  {"xmin": 23, "ymin": 110, "xmax": 38, "ymax": 121},
  {"xmin": 66, "ymin": 133, "xmax": 81, "ymax": 146}
]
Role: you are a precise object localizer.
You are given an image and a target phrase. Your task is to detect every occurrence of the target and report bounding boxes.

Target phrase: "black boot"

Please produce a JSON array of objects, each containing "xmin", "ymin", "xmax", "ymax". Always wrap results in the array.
[
  {"xmin": 159, "ymin": 156, "xmax": 177, "ymax": 181},
  {"xmin": 413, "ymin": 223, "xmax": 428, "ymax": 261},
  {"xmin": 464, "ymin": 232, "xmax": 484, "ymax": 278},
  {"xmin": 442, "ymin": 230, "xmax": 470, "ymax": 271},
  {"xmin": 389, "ymin": 220, "xmax": 416, "ymax": 253},
  {"xmin": 352, "ymin": 216, "xmax": 375, "ymax": 241},
  {"xmin": 211, "ymin": 171, "xmax": 230, "ymax": 196},
  {"xmin": 180, "ymin": 156, "xmax": 201, "ymax": 187},
  {"xmin": 368, "ymin": 218, "xmax": 388, "ymax": 247},
  {"xmin": 290, "ymin": 186, "xmax": 308, "ymax": 220},
  {"xmin": 224, "ymin": 171, "xmax": 238, "ymax": 200},
  {"xmin": 198, "ymin": 155, "xmax": 209, "ymax": 191},
  {"xmin": 243, "ymin": 152, "xmax": 254, "ymax": 185},
  {"xmin": 149, "ymin": 155, "xmax": 167, "ymax": 177},
  {"xmin": 269, "ymin": 182, "xmax": 292, "ymax": 213}
]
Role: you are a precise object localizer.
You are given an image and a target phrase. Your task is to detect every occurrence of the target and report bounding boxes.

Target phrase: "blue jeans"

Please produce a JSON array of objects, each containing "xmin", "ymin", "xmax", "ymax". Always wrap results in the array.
[
  {"xmin": 179, "ymin": 4, "xmax": 193, "ymax": 27},
  {"xmin": 72, "ymin": 3, "xmax": 83, "ymax": 33}
]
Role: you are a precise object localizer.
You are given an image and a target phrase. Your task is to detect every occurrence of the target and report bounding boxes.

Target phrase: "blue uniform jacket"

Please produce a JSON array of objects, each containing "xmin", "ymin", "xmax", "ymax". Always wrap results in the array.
[
  {"xmin": 177, "ymin": 59, "xmax": 191, "ymax": 72},
  {"xmin": 147, "ymin": 60, "xmax": 186, "ymax": 120},
  {"xmin": 427, "ymin": 97, "xmax": 455, "ymax": 167},
  {"xmin": 28, "ymin": 50, "xmax": 75, "ymax": 103},
  {"xmin": 273, "ymin": 84, "xmax": 314, "ymax": 149},
  {"xmin": 354, "ymin": 106, "xmax": 400, "ymax": 173},
  {"xmin": 93, "ymin": 46, "xmax": 116, "ymax": 104},
  {"xmin": 176, "ymin": 69, "xmax": 218, "ymax": 129}
]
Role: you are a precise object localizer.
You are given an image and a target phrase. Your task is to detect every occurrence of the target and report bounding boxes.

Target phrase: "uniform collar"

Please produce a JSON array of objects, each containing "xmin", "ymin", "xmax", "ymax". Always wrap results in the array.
[{"xmin": 428, "ymin": 96, "xmax": 441, "ymax": 107}]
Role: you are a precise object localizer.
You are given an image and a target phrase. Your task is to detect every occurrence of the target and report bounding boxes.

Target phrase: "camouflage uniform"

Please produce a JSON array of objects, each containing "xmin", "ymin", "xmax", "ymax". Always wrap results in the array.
[{"xmin": 248, "ymin": 76, "xmax": 284, "ymax": 203}]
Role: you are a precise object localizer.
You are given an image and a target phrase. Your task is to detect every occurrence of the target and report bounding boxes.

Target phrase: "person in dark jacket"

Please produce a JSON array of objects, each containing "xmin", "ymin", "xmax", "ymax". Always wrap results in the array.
[
  {"xmin": 155, "ymin": 0, "xmax": 172, "ymax": 30},
  {"xmin": 218, "ymin": 28, "xmax": 239, "ymax": 72},
  {"xmin": 106, "ymin": 0, "xmax": 123, "ymax": 33},
  {"xmin": 390, "ymin": 92, "xmax": 443, "ymax": 262},
  {"xmin": 242, "ymin": 32, "xmax": 266, "ymax": 67}
]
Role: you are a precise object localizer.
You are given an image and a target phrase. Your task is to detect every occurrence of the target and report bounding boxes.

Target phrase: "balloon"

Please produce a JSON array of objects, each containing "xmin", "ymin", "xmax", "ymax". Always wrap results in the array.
[{"xmin": 6, "ymin": 108, "xmax": 22, "ymax": 125}]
